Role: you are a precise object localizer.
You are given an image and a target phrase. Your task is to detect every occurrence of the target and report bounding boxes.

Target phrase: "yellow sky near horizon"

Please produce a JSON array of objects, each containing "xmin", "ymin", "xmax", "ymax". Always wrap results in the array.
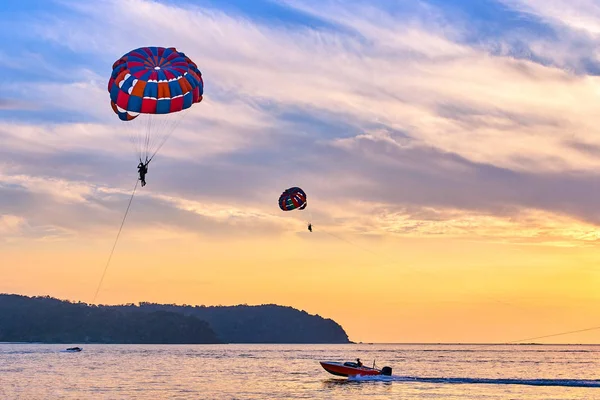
[{"xmin": 2, "ymin": 228, "xmax": 600, "ymax": 344}]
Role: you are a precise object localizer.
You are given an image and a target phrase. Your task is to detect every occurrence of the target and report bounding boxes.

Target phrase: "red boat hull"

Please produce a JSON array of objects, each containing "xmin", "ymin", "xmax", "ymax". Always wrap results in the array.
[{"xmin": 320, "ymin": 361, "xmax": 382, "ymax": 377}]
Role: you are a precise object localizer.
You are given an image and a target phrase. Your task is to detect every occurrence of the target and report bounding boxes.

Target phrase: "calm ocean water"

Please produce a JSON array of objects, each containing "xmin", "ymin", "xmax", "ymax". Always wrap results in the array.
[{"xmin": 0, "ymin": 343, "xmax": 599, "ymax": 399}]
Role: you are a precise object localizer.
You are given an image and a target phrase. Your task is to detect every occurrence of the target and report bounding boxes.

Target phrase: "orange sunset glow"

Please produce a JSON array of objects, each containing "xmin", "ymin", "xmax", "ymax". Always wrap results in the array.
[{"xmin": 2, "ymin": 0, "xmax": 600, "ymax": 345}]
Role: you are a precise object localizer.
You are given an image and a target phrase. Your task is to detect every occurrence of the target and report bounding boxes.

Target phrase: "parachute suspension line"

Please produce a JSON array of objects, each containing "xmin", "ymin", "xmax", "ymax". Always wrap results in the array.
[
  {"xmin": 126, "ymin": 123, "xmax": 142, "ymax": 162},
  {"xmin": 470, "ymin": 325, "xmax": 600, "ymax": 350},
  {"xmin": 145, "ymin": 113, "xmax": 154, "ymax": 160},
  {"xmin": 123, "ymin": 108, "xmax": 192, "ymax": 167},
  {"xmin": 148, "ymin": 108, "xmax": 191, "ymax": 163},
  {"xmin": 315, "ymin": 227, "xmax": 445, "ymax": 287},
  {"xmin": 505, "ymin": 325, "xmax": 600, "ymax": 345},
  {"xmin": 317, "ymin": 228, "xmax": 502, "ymax": 306},
  {"xmin": 320, "ymin": 228, "xmax": 392, "ymax": 259},
  {"xmin": 144, "ymin": 114, "xmax": 152, "ymax": 162},
  {"xmin": 91, "ymin": 179, "xmax": 139, "ymax": 304},
  {"xmin": 307, "ymin": 210, "xmax": 313, "ymax": 229}
]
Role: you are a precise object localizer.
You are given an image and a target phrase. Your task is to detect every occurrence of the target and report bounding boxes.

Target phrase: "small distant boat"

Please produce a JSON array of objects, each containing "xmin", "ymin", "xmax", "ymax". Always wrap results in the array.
[
  {"xmin": 64, "ymin": 347, "xmax": 82, "ymax": 352},
  {"xmin": 320, "ymin": 361, "xmax": 392, "ymax": 377}
]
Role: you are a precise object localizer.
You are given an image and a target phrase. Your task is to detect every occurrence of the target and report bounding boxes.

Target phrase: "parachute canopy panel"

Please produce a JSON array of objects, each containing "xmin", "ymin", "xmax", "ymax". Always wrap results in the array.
[
  {"xmin": 279, "ymin": 187, "xmax": 307, "ymax": 211},
  {"xmin": 108, "ymin": 46, "xmax": 203, "ymax": 121}
]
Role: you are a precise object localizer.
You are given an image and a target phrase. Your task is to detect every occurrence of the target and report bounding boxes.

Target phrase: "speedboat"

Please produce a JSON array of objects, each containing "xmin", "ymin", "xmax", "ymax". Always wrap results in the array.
[
  {"xmin": 65, "ymin": 347, "xmax": 82, "ymax": 352},
  {"xmin": 320, "ymin": 361, "xmax": 392, "ymax": 377}
]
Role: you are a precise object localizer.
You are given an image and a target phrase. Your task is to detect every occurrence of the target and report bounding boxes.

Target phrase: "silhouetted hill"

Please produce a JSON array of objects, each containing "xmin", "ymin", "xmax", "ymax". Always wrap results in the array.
[
  {"xmin": 0, "ymin": 294, "xmax": 220, "ymax": 344},
  {"xmin": 130, "ymin": 303, "xmax": 350, "ymax": 343},
  {"xmin": 0, "ymin": 294, "xmax": 351, "ymax": 344}
]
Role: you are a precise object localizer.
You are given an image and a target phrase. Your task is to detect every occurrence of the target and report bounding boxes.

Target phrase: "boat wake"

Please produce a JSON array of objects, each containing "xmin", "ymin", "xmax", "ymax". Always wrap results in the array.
[{"xmin": 349, "ymin": 375, "xmax": 600, "ymax": 388}]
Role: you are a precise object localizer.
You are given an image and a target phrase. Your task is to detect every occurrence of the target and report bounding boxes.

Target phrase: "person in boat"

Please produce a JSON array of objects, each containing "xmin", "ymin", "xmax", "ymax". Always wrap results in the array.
[
  {"xmin": 308, "ymin": 223, "xmax": 312, "ymax": 232},
  {"xmin": 356, "ymin": 358, "xmax": 363, "ymax": 367},
  {"xmin": 138, "ymin": 160, "xmax": 149, "ymax": 187}
]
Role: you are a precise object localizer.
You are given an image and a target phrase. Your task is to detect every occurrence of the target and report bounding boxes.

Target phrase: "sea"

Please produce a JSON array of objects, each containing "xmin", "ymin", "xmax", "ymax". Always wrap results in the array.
[{"xmin": 0, "ymin": 343, "xmax": 599, "ymax": 399}]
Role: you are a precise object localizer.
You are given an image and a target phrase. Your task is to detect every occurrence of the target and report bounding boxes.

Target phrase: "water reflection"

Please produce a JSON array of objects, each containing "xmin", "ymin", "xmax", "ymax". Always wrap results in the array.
[{"xmin": 0, "ymin": 343, "xmax": 598, "ymax": 399}]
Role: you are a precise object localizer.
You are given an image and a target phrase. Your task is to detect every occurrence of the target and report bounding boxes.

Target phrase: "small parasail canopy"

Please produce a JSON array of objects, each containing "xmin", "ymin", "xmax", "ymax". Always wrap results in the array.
[{"xmin": 279, "ymin": 187, "xmax": 307, "ymax": 211}]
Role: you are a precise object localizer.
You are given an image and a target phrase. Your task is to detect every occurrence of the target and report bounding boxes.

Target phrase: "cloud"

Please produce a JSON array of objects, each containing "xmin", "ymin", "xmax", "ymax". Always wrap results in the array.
[
  {"xmin": 2, "ymin": 0, "xmax": 600, "ymax": 247},
  {"xmin": 502, "ymin": 0, "xmax": 600, "ymax": 35},
  {"xmin": 0, "ymin": 213, "xmax": 76, "ymax": 243},
  {"xmin": 26, "ymin": 0, "xmax": 600, "ymax": 173},
  {"xmin": 0, "ymin": 164, "xmax": 292, "ymax": 243},
  {"xmin": 0, "ymin": 89, "xmax": 34, "ymax": 111},
  {"xmin": 496, "ymin": 0, "xmax": 600, "ymax": 75},
  {"xmin": 0, "ymin": 99, "xmax": 26, "ymax": 110},
  {"xmin": 0, "ymin": 214, "xmax": 26, "ymax": 237},
  {"xmin": 363, "ymin": 205, "xmax": 600, "ymax": 247}
]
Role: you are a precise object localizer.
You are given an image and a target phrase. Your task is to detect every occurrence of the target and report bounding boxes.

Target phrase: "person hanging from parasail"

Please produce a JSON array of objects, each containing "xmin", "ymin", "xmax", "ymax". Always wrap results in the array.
[{"xmin": 137, "ymin": 159, "xmax": 149, "ymax": 187}]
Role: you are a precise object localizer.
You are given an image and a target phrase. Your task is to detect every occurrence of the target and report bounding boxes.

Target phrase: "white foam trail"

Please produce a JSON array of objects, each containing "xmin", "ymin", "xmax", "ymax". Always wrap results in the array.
[{"xmin": 348, "ymin": 374, "xmax": 600, "ymax": 388}]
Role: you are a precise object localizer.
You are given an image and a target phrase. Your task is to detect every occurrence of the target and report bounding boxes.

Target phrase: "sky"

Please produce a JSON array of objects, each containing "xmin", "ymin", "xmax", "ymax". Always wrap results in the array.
[{"xmin": 1, "ymin": 0, "xmax": 600, "ymax": 343}]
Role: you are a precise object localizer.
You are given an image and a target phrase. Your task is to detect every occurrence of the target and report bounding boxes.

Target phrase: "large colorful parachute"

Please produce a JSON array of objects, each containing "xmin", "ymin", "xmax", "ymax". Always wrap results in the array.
[
  {"xmin": 279, "ymin": 187, "xmax": 307, "ymax": 211},
  {"xmin": 108, "ymin": 46, "xmax": 203, "ymax": 162},
  {"xmin": 108, "ymin": 46, "xmax": 203, "ymax": 121}
]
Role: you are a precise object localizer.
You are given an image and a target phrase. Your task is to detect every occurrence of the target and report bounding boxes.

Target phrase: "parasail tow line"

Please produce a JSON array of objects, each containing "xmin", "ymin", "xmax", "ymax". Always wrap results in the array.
[{"xmin": 92, "ymin": 179, "xmax": 139, "ymax": 304}]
